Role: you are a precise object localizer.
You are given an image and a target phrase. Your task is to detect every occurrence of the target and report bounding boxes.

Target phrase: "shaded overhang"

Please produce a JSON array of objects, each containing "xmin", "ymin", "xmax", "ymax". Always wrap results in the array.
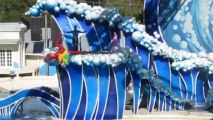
[{"xmin": 0, "ymin": 32, "xmax": 19, "ymax": 44}]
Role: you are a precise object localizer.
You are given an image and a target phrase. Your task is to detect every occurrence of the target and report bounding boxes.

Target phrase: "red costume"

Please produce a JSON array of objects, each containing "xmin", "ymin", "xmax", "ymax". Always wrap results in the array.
[{"xmin": 45, "ymin": 34, "xmax": 84, "ymax": 61}]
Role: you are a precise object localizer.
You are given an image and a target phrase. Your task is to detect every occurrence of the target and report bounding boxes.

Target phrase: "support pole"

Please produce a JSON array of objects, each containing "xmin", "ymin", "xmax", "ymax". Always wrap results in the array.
[{"xmin": 44, "ymin": 12, "xmax": 49, "ymax": 75}]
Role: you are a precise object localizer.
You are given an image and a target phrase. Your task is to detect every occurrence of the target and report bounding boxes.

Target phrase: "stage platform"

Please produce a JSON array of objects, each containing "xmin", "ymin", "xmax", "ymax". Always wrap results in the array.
[{"xmin": 123, "ymin": 109, "xmax": 213, "ymax": 120}]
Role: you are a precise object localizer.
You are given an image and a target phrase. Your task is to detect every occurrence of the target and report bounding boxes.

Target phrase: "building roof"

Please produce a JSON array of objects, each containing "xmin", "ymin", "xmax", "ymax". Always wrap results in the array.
[
  {"xmin": 0, "ymin": 22, "xmax": 26, "ymax": 32},
  {"xmin": 0, "ymin": 22, "xmax": 27, "ymax": 44}
]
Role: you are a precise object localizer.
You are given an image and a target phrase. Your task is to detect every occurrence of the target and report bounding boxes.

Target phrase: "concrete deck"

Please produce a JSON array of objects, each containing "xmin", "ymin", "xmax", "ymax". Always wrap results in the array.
[
  {"xmin": 0, "ymin": 59, "xmax": 44, "ymax": 75},
  {"xmin": 0, "ymin": 76, "xmax": 58, "ymax": 91},
  {"xmin": 123, "ymin": 109, "xmax": 213, "ymax": 119}
]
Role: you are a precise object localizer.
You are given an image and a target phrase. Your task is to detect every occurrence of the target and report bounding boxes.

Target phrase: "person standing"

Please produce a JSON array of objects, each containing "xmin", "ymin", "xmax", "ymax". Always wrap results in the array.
[
  {"xmin": 66, "ymin": 25, "xmax": 85, "ymax": 50},
  {"xmin": 109, "ymin": 32, "xmax": 118, "ymax": 50}
]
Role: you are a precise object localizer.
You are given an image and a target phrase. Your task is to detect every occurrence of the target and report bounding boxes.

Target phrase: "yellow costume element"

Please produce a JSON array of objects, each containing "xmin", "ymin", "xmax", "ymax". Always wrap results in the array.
[{"xmin": 58, "ymin": 50, "xmax": 68, "ymax": 63}]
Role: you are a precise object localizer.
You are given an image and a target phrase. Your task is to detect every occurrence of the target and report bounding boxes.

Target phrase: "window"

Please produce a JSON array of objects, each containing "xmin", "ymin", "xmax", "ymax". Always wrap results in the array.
[
  {"xmin": 0, "ymin": 50, "xmax": 5, "ymax": 66},
  {"xmin": 7, "ymin": 50, "xmax": 12, "ymax": 66},
  {"xmin": 0, "ymin": 49, "xmax": 12, "ymax": 67}
]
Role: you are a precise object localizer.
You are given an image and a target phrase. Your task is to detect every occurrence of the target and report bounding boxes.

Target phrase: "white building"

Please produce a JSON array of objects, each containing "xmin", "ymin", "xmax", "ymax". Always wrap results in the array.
[
  {"xmin": 0, "ymin": 22, "xmax": 46, "ymax": 77},
  {"xmin": 0, "ymin": 23, "xmax": 26, "ymax": 70},
  {"xmin": 0, "ymin": 22, "xmax": 59, "ymax": 92},
  {"xmin": 0, "ymin": 20, "xmax": 57, "ymax": 78}
]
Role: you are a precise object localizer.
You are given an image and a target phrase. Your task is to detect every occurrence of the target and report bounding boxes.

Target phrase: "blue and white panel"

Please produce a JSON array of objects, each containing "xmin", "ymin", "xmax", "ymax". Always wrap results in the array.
[
  {"xmin": 104, "ymin": 67, "xmax": 118, "ymax": 119},
  {"xmin": 131, "ymin": 71, "xmax": 142, "ymax": 114},
  {"xmin": 208, "ymin": 74, "xmax": 213, "ymax": 89},
  {"xmin": 75, "ymin": 82, "xmax": 87, "ymax": 120},
  {"xmin": 40, "ymin": 99, "xmax": 60, "ymax": 118},
  {"xmin": 74, "ymin": 16, "xmax": 102, "ymax": 51},
  {"xmin": 157, "ymin": 0, "xmax": 213, "ymax": 53},
  {"xmin": 54, "ymin": 15, "xmax": 73, "ymax": 50},
  {"xmin": 153, "ymin": 57, "xmax": 171, "ymax": 111},
  {"xmin": 57, "ymin": 66, "xmax": 71, "ymax": 118},
  {"xmin": 194, "ymin": 71, "xmax": 206, "ymax": 104},
  {"xmin": 0, "ymin": 88, "xmax": 60, "ymax": 118},
  {"xmin": 148, "ymin": 86, "xmax": 157, "ymax": 112},
  {"xmin": 82, "ymin": 64, "xmax": 99, "ymax": 120},
  {"xmin": 95, "ymin": 66, "xmax": 110, "ymax": 119},
  {"xmin": 112, "ymin": 64, "xmax": 127, "ymax": 118},
  {"xmin": 64, "ymin": 64, "xmax": 83, "ymax": 119},
  {"xmin": 138, "ymin": 46, "xmax": 150, "ymax": 69},
  {"xmin": 124, "ymin": 34, "xmax": 137, "ymax": 53},
  {"xmin": 144, "ymin": 0, "xmax": 159, "ymax": 35},
  {"xmin": 171, "ymin": 70, "xmax": 182, "ymax": 110},
  {"xmin": 179, "ymin": 71, "xmax": 194, "ymax": 100}
]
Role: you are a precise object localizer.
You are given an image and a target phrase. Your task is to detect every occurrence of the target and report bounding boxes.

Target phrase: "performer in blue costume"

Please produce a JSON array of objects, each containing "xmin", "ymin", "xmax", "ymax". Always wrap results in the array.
[{"xmin": 66, "ymin": 25, "xmax": 86, "ymax": 50}]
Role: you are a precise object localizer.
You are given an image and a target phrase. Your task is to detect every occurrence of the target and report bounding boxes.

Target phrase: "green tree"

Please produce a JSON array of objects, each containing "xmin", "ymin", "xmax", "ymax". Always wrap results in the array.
[
  {"xmin": 0, "ymin": 0, "xmax": 144, "ymax": 26},
  {"xmin": 0, "ymin": 0, "xmax": 36, "ymax": 27},
  {"xmin": 105, "ymin": 0, "xmax": 144, "ymax": 22},
  {"xmin": 83, "ymin": 0, "xmax": 144, "ymax": 22}
]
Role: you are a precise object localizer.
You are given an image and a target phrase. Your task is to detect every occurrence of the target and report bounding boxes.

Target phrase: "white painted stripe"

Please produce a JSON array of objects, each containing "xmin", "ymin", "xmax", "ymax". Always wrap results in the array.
[
  {"xmin": 178, "ymin": 72, "xmax": 188, "ymax": 99},
  {"xmin": 46, "ymin": 102, "xmax": 59, "ymax": 118},
  {"xmin": 152, "ymin": 89, "xmax": 157, "ymax": 112},
  {"xmin": 9, "ymin": 98, "xmax": 25, "ymax": 116},
  {"xmin": 74, "ymin": 17, "xmax": 84, "ymax": 31},
  {"xmin": 128, "ymin": 68, "xmax": 136, "ymax": 113},
  {"xmin": 153, "ymin": 58, "xmax": 163, "ymax": 111},
  {"xmin": 0, "ymin": 89, "xmax": 59, "ymax": 110},
  {"xmin": 112, "ymin": 68, "xmax": 119, "ymax": 118},
  {"xmin": 56, "ymin": 68, "xmax": 63, "ymax": 119},
  {"xmin": 138, "ymin": 77, "xmax": 142, "ymax": 110},
  {"xmin": 207, "ymin": 79, "xmax": 212, "ymax": 89},
  {"xmin": 120, "ymin": 31, "xmax": 125, "ymax": 47},
  {"xmin": 82, "ymin": 65, "xmax": 89, "ymax": 120},
  {"xmin": 136, "ymin": 46, "xmax": 139, "ymax": 54},
  {"xmin": 64, "ymin": 68, "xmax": 72, "ymax": 119},
  {"xmin": 158, "ymin": 93, "xmax": 160, "ymax": 112},
  {"xmin": 101, "ymin": 66, "xmax": 110, "ymax": 120},
  {"xmin": 190, "ymin": 71, "xmax": 195, "ymax": 100},
  {"xmin": 92, "ymin": 23, "xmax": 103, "ymax": 51},
  {"xmin": 93, "ymin": 67, "xmax": 100, "ymax": 119},
  {"xmin": 203, "ymin": 81, "xmax": 206, "ymax": 100},
  {"xmin": 149, "ymin": 66, "xmax": 157, "ymax": 112},
  {"xmin": 168, "ymin": 60, "xmax": 172, "ymax": 111},
  {"xmin": 40, "ymin": 90, "xmax": 60, "ymax": 101},
  {"xmin": 51, "ymin": 15, "xmax": 67, "ymax": 49},
  {"xmin": 147, "ymin": 54, "xmax": 152, "ymax": 112},
  {"xmin": 71, "ymin": 66, "xmax": 83, "ymax": 120},
  {"xmin": 89, "ymin": 67, "xmax": 99, "ymax": 120},
  {"xmin": 123, "ymin": 68, "xmax": 127, "ymax": 117},
  {"xmin": 51, "ymin": 15, "xmax": 64, "ymax": 35},
  {"xmin": 194, "ymin": 71, "xmax": 200, "ymax": 104},
  {"xmin": 147, "ymin": 53, "xmax": 150, "ymax": 69}
]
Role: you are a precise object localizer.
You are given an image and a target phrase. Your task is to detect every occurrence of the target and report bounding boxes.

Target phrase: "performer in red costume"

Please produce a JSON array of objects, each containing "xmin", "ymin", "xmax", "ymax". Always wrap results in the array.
[
  {"xmin": 44, "ymin": 34, "xmax": 84, "ymax": 61},
  {"xmin": 109, "ymin": 32, "xmax": 118, "ymax": 50}
]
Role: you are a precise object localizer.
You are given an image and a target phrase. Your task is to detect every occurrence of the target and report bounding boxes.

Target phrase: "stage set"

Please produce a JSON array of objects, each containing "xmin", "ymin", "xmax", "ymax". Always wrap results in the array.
[{"xmin": 0, "ymin": 0, "xmax": 213, "ymax": 119}]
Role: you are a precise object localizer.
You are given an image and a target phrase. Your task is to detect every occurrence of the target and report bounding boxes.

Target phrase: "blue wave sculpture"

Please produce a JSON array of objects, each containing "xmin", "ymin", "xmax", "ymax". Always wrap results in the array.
[
  {"xmin": 0, "ymin": 88, "xmax": 60, "ymax": 119},
  {"xmin": 0, "ymin": 0, "xmax": 213, "ymax": 119}
]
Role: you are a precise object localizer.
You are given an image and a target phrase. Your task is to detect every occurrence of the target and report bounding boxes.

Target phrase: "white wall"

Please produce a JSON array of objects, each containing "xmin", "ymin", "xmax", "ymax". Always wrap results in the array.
[
  {"xmin": 0, "ymin": 76, "xmax": 58, "ymax": 91},
  {"xmin": 0, "ymin": 23, "xmax": 26, "ymax": 70},
  {"xmin": 0, "ymin": 44, "xmax": 20, "ymax": 69},
  {"xmin": 20, "ymin": 29, "xmax": 26, "ymax": 68}
]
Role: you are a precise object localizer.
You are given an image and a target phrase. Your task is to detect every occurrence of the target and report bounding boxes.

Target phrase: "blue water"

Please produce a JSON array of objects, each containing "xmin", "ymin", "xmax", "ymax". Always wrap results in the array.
[
  {"xmin": 0, "ymin": 94, "xmax": 54, "ymax": 120},
  {"xmin": 159, "ymin": 0, "xmax": 213, "ymax": 53},
  {"xmin": 13, "ymin": 115, "xmax": 53, "ymax": 120}
]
